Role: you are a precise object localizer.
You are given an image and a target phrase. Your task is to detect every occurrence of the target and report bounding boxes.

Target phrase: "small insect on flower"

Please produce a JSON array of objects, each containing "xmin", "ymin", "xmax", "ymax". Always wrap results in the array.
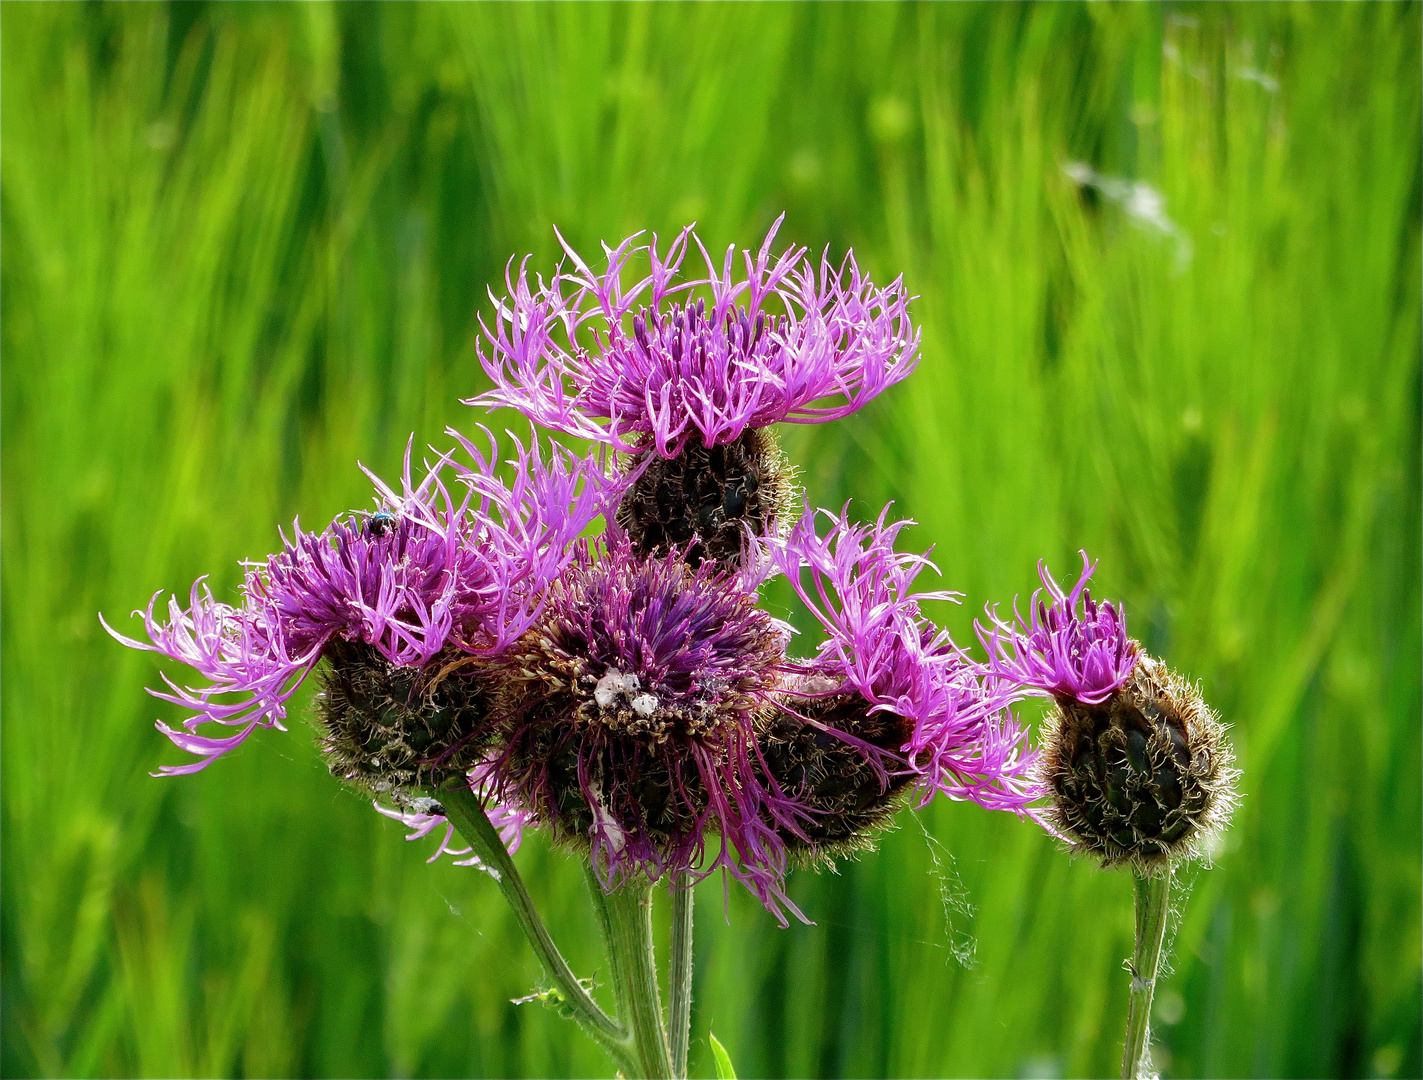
[
  {"xmin": 375, "ymin": 763, "xmax": 534, "ymax": 868},
  {"xmin": 366, "ymin": 510, "xmax": 397, "ymax": 538},
  {"xmin": 104, "ymin": 432, "xmax": 626, "ymax": 802},
  {"xmin": 468, "ymin": 216, "xmax": 918, "ymax": 571},
  {"xmin": 979, "ymin": 554, "xmax": 1239, "ymax": 870},
  {"xmin": 764, "ymin": 506, "xmax": 1040, "ymax": 866}
]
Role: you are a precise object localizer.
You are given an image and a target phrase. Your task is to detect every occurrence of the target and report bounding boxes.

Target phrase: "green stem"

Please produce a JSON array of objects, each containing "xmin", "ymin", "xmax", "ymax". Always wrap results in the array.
[
  {"xmin": 586, "ymin": 869, "xmax": 673, "ymax": 1080},
  {"xmin": 1122, "ymin": 867, "xmax": 1172, "ymax": 1080},
  {"xmin": 439, "ymin": 787, "xmax": 636, "ymax": 1076},
  {"xmin": 668, "ymin": 875, "xmax": 694, "ymax": 1079}
]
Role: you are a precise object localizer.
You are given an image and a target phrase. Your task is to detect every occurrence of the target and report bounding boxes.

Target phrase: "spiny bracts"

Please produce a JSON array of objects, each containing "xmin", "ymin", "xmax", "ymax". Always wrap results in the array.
[
  {"xmin": 761, "ymin": 680, "xmax": 916, "ymax": 866},
  {"xmin": 314, "ymin": 640, "xmax": 493, "ymax": 799},
  {"xmin": 1040, "ymin": 652, "xmax": 1237, "ymax": 870},
  {"xmin": 616, "ymin": 428, "xmax": 795, "ymax": 571}
]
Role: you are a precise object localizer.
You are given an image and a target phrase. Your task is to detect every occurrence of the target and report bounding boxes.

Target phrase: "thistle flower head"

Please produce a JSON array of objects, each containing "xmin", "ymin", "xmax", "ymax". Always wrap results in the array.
[
  {"xmin": 977, "ymin": 552, "xmax": 1138, "ymax": 705},
  {"xmin": 104, "ymin": 434, "xmax": 624, "ymax": 777},
  {"xmin": 489, "ymin": 537, "xmax": 807, "ymax": 920},
  {"xmin": 764, "ymin": 506, "xmax": 1040, "ymax": 861},
  {"xmin": 469, "ymin": 215, "xmax": 919, "ymax": 458}
]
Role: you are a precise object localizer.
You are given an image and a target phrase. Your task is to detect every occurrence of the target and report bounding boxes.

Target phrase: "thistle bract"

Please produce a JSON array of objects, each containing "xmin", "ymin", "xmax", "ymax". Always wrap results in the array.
[
  {"xmin": 1041, "ymin": 652, "xmax": 1238, "ymax": 870},
  {"xmin": 615, "ymin": 427, "xmax": 795, "ymax": 571},
  {"xmin": 761, "ymin": 677, "xmax": 916, "ymax": 865}
]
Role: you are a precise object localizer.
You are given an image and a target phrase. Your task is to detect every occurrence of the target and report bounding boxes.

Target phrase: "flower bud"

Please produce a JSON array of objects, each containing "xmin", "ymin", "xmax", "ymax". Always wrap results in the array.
[
  {"xmin": 616, "ymin": 429, "xmax": 795, "ymax": 571},
  {"xmin": 1042, "ymin": 652, "xmax": 1237, "ymax": 869},
  {"xmin": 314, "ymin": 640, "xmax": 492, "ymax": 800}
]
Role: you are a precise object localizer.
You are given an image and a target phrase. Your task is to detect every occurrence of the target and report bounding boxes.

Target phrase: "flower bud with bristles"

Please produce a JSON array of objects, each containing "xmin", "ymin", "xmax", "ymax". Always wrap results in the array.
[
  {"xmin": 1042, "ymin": 653, "xmax": 1237, "ymax": 870},
  {"xmin": 314, "ymin": 641, "xmax": 492, "ymax": 798},
  {"xmin": 979, "ymin": 554, "xmax": 1239, "ymax": 869},
  {"xmin": 760, "ymin": 677, "xmax": 915, "ymax": 867},
  {"xmin": 616, "ymin": 427, "xmax": 797, "ymax": 571}
]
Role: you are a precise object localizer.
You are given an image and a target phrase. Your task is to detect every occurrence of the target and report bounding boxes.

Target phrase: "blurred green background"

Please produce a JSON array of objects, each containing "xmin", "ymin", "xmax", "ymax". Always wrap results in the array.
[{"xmin": 3, "ymin": 3, "xmax": 1419, "ymax": 1077}]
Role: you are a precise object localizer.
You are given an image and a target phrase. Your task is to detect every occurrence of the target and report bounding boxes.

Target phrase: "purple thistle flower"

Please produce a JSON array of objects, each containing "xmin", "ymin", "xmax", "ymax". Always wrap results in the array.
[
  {"xmin": 768, "ymin": 505, "xmax": 1040, "ymax": 816},
  {"xmin": 488, "ymin": 536, "xmax": 809, "ymax": 922},
  {"xmin": 976, "ymin": 551, "xmax": 1138, "ymax": 706},
  {"xmin": 469, "ymin": 215, "xmax": 920, "ymax": 458},
  {"xmin": 104, "ymin": 434, "xmax": 624, "ymax": 775}
]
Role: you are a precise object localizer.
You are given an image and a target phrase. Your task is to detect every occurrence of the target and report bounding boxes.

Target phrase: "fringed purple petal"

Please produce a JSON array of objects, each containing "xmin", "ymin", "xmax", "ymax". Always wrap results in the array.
[
  {"xmin": 106, "ymin": 432, "xmax": 620, "ymax": 776},
  {"xmin": 770, "ymin": 504, "xmax": 1041, "ymax": 815},
  {"xmin": 101, "ymin": 581, "xmax": 318, "ymax": 774},
  {"xmin": 976, "ymin": 551, "xmax": 1138, "ymax": 705},
  {"xmin": 469, "ymin": 216, "xmax": 919, "ymax": 457},
  {"xmin": 447, "ymin": 426, "xmax": 632, "ymax": 651}
]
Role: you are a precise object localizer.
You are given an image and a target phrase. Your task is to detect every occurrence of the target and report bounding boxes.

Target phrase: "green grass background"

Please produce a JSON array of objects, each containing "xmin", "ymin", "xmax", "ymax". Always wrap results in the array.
[{"xmin": 3, "ymin": 3, "xmax": 1419, "ymax": 1077}]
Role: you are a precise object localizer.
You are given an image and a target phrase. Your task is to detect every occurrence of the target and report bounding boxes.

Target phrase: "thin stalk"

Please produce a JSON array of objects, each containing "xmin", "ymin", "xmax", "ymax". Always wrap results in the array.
[
  {"xmin": 440, "ymin": 787, "xmax": 636, "ymax": 1076},
  {"xmin": 668, "ymin": 874, "xmax": 694, "ymax": 1079},
  {"xmin": 586, "ymin": 869, "xmax": 673, "ymax": 1080},
  {"xmin": 1122, "ymin": 867, "xmax": 1172, "ymax": 1080}
]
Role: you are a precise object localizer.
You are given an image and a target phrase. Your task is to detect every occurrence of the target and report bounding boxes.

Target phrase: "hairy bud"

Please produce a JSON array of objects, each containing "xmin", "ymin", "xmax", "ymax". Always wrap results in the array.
[
  {"xmin": 1042, "ymin": 652, "xmax": 1237, "ymax": 869},
  {"xmin": 761, "ymin": 683, "xmax": 915, "ymax": 866},
  {"xmin": 616, "ymin": 429, "xmax": 795, "ymax": 570},
  {"xmin": 314, "ymin": 640, "xmax": 492, "ymax": 801}
]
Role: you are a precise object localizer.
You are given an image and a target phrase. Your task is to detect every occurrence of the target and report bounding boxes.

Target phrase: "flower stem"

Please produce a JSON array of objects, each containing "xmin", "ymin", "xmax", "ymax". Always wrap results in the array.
[
  {"xmin": 439, "ymin": 787, "xmax": 636, "ymax": 1076},
  {"xmin": 669, "ymin": 874, "xmax": 694, "ymax": 1079},
  {"xmin": 1122, "ymin": 867, "xmax": 1172, "ymax": 1080},
  {"xmin": 587, "ymin": 869, "xmax": 673, "ymax": 1080}
]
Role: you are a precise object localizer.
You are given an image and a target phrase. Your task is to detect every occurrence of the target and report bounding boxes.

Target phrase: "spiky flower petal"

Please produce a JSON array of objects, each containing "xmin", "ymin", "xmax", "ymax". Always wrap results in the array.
[
  {"xmin": 977, "ymin": 552, "xmax": 1138, "ymax": 705},
  {"xmin": 765, "ymin": 506, "xmax": 1040, "ymax": 860},
  {"xmin": 469, "ymin": 215, "xmax": 919, "ymax": 458},
  {"xmin": 105, "ymin": 435, "xmax": 624, "ymax": 776}
]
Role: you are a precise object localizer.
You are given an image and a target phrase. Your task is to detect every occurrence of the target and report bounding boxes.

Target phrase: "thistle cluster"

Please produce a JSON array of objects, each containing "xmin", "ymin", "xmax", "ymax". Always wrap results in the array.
[{"xmin": 107, "ymin": 216, "xmax": 1232, "ymax": 927}]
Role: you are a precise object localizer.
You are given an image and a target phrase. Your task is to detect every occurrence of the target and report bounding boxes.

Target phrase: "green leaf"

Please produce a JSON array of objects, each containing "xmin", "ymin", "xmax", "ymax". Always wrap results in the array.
[{"xmin": 708, "ymin": 1031, "xmax": 737, "ymax": 1080}]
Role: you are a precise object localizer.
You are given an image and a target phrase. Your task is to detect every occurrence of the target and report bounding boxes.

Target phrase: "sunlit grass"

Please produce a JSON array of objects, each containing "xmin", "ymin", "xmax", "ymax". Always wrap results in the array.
[{"xmin": 3, "ymin": 4, "xmax": 1418, "ymax": 1077}]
